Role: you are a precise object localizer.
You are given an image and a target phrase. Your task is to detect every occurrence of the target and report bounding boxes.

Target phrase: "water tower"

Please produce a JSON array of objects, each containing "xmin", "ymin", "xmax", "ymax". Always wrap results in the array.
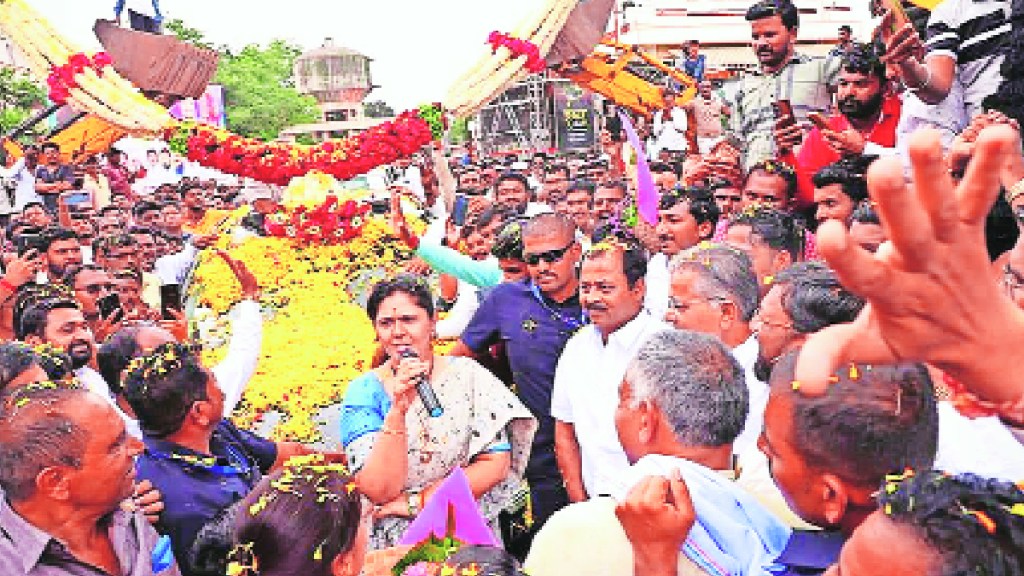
[
  {"xmin": 285, "ymin": 38, "xmax": 380, "ymax": 141},
  {"xmin": 294, "ymin": 37, "xmax": 374, "ymax": 104}
]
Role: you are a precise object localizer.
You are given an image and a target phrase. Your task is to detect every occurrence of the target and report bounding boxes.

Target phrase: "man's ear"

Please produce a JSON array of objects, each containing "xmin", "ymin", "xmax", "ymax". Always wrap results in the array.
[
  {"xmin": 36, "ymin": 466, "xmax": 73, "ymax": 502},
  {"xmin": 772, "ymin": 249, "xmax": 793, "ymax": 273},
  {"xmin": 698, "ymin": 221, "xmax": 714, "ymax": 241},
  {"xmin": 331, "ymin": 547, "xmax": 361, "ymax": 576},
  {"xmin": 819, "ymin": 473, "xmax": 849, "ymax": 528},
  {"xmin": 719, "ymin": 300, "xmax": 740, "ymax": 331}
]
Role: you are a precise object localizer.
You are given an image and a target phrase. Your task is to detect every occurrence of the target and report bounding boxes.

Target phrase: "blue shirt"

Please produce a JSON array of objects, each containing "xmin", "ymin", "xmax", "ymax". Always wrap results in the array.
[
  {"xmin": 774, "ymin": 530, "xmax": 845, "ymax": 575},
  {"xmin": 681, "ymin": 54, "xmax": 706, "ymax": 82},
  {"xmin": 461, "ymin": 280, "xmax": 585, "ymax": 483},
  {"xmin": 135, "ymin": 420, "xmax": 276, "ymax": 574},
  {"xmin": 114, "ymin": 0, "xmax": 164, "ymax": 22}
]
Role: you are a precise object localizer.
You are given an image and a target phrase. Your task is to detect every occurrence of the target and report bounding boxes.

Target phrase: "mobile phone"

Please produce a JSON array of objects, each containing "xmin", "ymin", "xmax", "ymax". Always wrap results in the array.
[
  {"xmin": 775, "ymin": 100, "xmax": 796, "ymax": 128},
  {"xmin": 807, "ymin": 111, "xmax": 830, "ymax": 130},
  {"xmin": 160, "ymin": 284, "xmax": 183, "ymax": 321},
  {"xmin": 61, "ymin": 191, "xmax": 92, "ymax": 206},
  {"xmin": 97, "ymin": 293, "xmax": 122, "ymax": 321},
  {"xmin": 452, "ymin": 194, "xmax": 470, "ymax": 226},
  {"xmin": 15, "ymin": 232, "xmax": 44, "ymax": 256}
]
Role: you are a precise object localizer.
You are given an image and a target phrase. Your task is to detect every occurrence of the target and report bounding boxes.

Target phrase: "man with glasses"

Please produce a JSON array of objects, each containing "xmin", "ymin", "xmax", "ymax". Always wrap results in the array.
[
  {"xmin": 455, "ymin": 213, "xmax": 585, "ymax": 539},
  {"xmin": 665, "ymin": 242, "xmax": 764, "ymax": 454},
  {"xmin": 751, "ymin": 262, "xmax": 863, "ymax": 383}
]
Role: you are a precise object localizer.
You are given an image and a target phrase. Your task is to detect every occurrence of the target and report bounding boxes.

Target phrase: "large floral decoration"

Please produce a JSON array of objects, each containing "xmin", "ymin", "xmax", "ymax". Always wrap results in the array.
[
  {"xmin": 192, "ymin": 207, "xmax": 430, "ymax": 441},
  {"xmin": 173, "ymin": 104, "xmax": 446, "ymax": 186},
  {"xmin": 487, "ymin": 31, "xmax": 546, "ymax": 73},
  {"xmin": 264, "ymin": 195, "xmax": 371, "ymax": 245},
  {"xmin": 46, "ymin": 51, "xmax": 113, "ymax": 104}
]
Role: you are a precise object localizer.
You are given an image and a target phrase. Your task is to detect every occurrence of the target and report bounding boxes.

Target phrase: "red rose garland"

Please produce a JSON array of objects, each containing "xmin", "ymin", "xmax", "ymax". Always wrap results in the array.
[
  {"xmin": 487, "ymin": 31, "xmax": 546, "ymax": 73},
  {"xmin": 263, "ymin": 195, "xmax": 372, "ymax": 245},
  {"xmin": 176, "ymin": 104, "xmax": 445, "ymax": 186},
  {"xmin": 47, "ymin": 52, "xmax": 114, "ymax": 104}
]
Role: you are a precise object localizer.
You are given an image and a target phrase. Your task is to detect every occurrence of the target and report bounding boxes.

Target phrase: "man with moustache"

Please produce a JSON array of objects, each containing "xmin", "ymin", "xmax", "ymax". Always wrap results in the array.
[
  {"xmin": 551, "ymin": 238, "xmax": 669, "ymax": 502},
  {"xmin": 752, "ymin": 262, "xmax": 863, "ymax": 382},
  {"xmin": 645, "ymin": 187, "xmax": 719, "ymax": 322},
  {"xmin": 0, "ymin": 385, "xmax": 179, "ymax": 576},
  {"xmin": 455, "ymin": 213, "xmax": 586, "ymax": 532},
  {"xmin": 15, "ymin": 298, "xmax": 136, "ymax": 431},
  {"xmin": 731, "ymin": 0, "xmax": 841, "ymax": 171},
  {"xmin": 782, "ymin": 44, "xmax": 901, "ymax": 206}
]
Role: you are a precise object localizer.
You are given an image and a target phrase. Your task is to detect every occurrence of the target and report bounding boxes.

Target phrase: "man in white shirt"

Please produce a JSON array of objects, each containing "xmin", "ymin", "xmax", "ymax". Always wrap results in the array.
[
  {"xmin": 645, "ymin": 187, "xmax": 719, "ymax": 321},
  {"xmin": 6, "ymin": 145, "xmax": 42, "ymax": 213},
  {"xmin": 663, "ymin": 242, "xmax": 764, "ymax": 455},
  {"xmin": 528, "ymin": 330, "xmax": 788, "ymax": 576},
  {"xmin": 552, "ymin": 238, "xmax": 669, "ymax": 501},
  {"xmin": 649, "ymin": 90, "xmax": 689, "ymax": 159}
]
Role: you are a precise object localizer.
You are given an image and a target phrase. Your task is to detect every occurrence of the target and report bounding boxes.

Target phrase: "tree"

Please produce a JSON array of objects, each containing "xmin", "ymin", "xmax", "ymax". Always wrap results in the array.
[
  {"xmin": 165, "ymin": 19, "xmax": 318, "ymax": 141},
  {"xmin": 448, "ymin": 117, "xmax": 470, "ymax": 144},
  {"xmin": 164, "ymin": 19, "xmax": 214, "ymax": 51},
  {"xmin": 214, "ymin": 41, "xmax": 320, "ymax": 141},
  {"xmin": 0, "ymin": 67, "xmax": 46, "ymax": 137},
  {"xmin": 363, "ymin": 100, "xmax": 395, "ymax": 119}
]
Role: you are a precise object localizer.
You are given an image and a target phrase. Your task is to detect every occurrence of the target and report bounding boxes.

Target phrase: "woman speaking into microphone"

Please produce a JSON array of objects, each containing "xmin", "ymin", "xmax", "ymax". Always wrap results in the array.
[{"xmin": 340, "ymin": 274, "xmax": 536, "ymax": 550}]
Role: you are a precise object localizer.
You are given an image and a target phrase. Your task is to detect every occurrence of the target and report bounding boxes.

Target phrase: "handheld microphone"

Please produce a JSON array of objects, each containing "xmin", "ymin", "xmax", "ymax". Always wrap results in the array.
[{"xmin": 398, "ymin": 349, "xmax": 444, "ymax": 418}]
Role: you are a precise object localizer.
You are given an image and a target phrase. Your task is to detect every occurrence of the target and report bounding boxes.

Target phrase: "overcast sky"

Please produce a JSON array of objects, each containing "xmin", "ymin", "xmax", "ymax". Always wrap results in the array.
[{"xmin": 44, "ymin": 0, "xmax": 548, "ymax": 110}]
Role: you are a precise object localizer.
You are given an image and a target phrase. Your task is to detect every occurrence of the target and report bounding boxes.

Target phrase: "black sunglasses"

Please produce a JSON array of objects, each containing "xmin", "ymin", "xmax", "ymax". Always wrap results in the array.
[{"xmin": 523, "ymin": 241, "xmax": 574, "ymax": 266}]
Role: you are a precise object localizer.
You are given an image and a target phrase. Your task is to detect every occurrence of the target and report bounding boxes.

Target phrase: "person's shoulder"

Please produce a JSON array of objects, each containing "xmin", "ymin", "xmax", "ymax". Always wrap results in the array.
[{"xmin": 484, "ymin": 280, "xmax": 531, "ymax": 302}]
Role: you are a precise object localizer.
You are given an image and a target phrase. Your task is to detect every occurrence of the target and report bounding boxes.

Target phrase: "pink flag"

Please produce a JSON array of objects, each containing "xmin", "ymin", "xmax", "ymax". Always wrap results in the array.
[
  {"xmin": 618, "ymin": 110, "xmax": 658, "ymax": 225},
  {"xmin": 397, "ymin": 468, "xmax": 499, "ymax": 547}
]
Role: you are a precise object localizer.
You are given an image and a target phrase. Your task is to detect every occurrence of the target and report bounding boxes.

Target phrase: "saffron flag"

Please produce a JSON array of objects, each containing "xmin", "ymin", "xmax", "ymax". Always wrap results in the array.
[{"xmin": 618, "ymin": 111, "xmax": 658, "ymax": 226}]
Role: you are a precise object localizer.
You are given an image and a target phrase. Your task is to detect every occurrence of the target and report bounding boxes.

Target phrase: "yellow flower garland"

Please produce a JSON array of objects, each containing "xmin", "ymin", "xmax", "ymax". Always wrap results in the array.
[{"xmin": 192, "ymin": 210, "xmax": 436, "ymax": 442}]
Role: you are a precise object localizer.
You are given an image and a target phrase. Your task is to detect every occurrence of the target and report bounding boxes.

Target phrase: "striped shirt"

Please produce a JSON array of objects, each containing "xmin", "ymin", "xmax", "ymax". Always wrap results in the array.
[
  {"xmin": 926, "ymin": 0, "xmax": 1010, "ymax": 117},
  {"xmin": 729, "ymin": 54, "xmax": 841, "ymax": 171}
]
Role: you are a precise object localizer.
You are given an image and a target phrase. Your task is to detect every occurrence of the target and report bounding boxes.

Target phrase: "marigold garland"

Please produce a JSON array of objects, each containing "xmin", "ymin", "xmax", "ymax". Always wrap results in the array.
[{"xmin": 193, "ymin": 208, "xmax": 439, "ymax": 442}]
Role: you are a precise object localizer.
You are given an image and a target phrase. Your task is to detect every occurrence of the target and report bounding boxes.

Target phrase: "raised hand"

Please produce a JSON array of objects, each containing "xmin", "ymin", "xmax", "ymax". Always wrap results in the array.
[
  {"xmin": 615, "ymin": 469, "xmax": 695, "ymax": 576},
  {"xmin": 216, "ymin": 249, "xmax": 260, "ymax": 300},
  {"xmin": 796, "ymin": 127, "xmax": 1024, "ymax": 410}
]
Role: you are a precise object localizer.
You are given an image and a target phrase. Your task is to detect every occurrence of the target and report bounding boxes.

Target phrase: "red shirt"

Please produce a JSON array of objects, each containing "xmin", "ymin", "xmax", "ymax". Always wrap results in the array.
[{"xmin": 783, "ymin": 95, "xmax": 902, "ymax": 208}]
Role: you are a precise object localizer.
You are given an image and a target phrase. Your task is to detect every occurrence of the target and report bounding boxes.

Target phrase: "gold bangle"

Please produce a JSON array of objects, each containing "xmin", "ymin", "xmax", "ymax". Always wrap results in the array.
[
  {"xmin": 378, "ymin": 427, "xmax": 407, "ymax": 437},
  {"xmin": 1005, "ymin": 177, "xmax": 1024, "ymax": 206}
]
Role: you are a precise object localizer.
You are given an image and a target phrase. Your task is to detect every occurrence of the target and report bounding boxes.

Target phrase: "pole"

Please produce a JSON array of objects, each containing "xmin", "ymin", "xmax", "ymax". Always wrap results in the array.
[{"xmin": 3, "ymin": 103, "xmax": 62, "ymax": 141}]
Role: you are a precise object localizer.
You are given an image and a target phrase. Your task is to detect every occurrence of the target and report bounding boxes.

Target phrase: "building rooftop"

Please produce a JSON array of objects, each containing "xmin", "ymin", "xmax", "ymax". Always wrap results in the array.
[{"xmin": 297, "ymin": 37, "xmax": 370, "ymax": 61}]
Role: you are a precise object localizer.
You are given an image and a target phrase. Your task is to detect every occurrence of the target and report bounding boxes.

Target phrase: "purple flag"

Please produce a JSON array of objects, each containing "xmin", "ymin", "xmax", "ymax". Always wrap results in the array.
[
  {"xmin": 397, "ymin": 467, "xmax": 499, "ymax": 547},
  {"xmin": 618, "ymin": 110, "xmax": 658, "ymax": 225}
]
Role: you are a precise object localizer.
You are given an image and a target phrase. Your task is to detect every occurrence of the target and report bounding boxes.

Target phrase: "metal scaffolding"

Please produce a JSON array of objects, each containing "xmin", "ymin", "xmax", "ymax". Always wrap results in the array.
[{"xmin": 476, "ymin": 74, "xmax": 561, "ymax": 154}]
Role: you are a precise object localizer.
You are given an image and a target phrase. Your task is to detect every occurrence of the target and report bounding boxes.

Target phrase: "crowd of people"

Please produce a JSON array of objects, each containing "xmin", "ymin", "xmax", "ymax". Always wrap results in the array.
[{"xmin": 1, "ymin": 0, "xmax": 1024, "ymax": 575}]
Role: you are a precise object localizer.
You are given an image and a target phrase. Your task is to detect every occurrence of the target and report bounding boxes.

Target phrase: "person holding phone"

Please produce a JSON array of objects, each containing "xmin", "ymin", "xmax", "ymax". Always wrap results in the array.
[
  {"xmin": 779, "ymin": 44, "xmax": 902, "ymax": 207},
  {"xmin": 881, "ymin": 0, "xmax": 1009, "ymax": 122},
  {"xmin": 730, "ymin": 0, "xmax": 841, "ymax": 171}
]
